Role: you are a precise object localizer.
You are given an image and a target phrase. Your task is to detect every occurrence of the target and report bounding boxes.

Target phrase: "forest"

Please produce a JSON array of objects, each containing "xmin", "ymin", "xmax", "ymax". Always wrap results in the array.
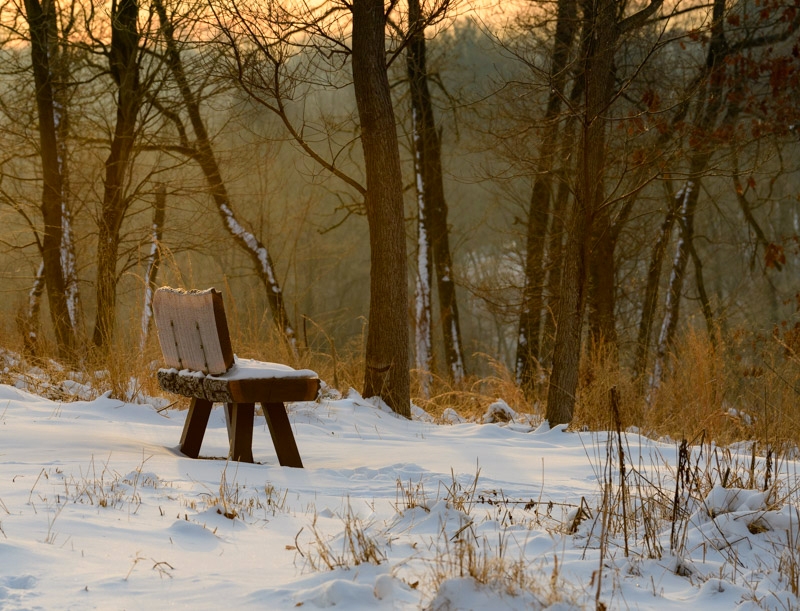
[{"xmin": 1, "ymin": 0, "xmax": 799, "ymax": 440}]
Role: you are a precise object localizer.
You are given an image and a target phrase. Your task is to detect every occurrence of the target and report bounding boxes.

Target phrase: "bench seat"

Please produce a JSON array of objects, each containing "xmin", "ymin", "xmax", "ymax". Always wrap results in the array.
[{"xmin": 158, "ymin": 358, "xmax": 320, "ymax": 403}]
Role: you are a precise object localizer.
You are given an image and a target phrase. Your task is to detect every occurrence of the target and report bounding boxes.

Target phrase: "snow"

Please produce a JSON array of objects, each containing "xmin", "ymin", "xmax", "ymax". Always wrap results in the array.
[
  {"xmin": 205, "ymin": 356, "xmax": 317, "ymax": 381},
  {"xmin": 1, "ymin": 378, "xmax": 799, "ymax": 609}
]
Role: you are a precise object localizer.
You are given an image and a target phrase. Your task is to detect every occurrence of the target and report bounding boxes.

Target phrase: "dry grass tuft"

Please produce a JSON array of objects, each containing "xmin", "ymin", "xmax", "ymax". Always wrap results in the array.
[
  {"xmin": 640, "ymin": 327, "xmax": 800, "ymax": 446},
  {"xmin": 644, "ymin": 329, "xmax": 735, "ymax": 443},
  {"xmin": 572, "ymin": 341, "xmax": 640, "ymax": 432},
  {"xmin": 412, "ymin": 354, "xmax": 535, "ymax": 422},
  {"xmin": 562, "ymin": 327, "xmax": 800, "ymax": 448},
  {"xmin": 299, "ymin": 500, "xmax": 386, "ymax": 571}
]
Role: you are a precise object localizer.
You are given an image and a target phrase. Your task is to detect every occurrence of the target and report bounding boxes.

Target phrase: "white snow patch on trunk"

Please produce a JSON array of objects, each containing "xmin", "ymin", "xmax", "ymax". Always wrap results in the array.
[
  {"xmin": 61, "ymin": 203, "xmax": 79, "ymax": 330},
  {"xmin": 412, "ymin": 107, "xmax": 432, "ymax": 395}
]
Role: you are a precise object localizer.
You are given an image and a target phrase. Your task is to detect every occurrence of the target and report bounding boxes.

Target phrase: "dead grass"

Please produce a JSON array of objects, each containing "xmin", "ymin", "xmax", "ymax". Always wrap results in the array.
[
  {"xmin": 560, "ymin": 327, "xmax": 800, "ymax": 448},
  {"xmin": 572, "ymin": 341, "xmax": 641, "ymax": 432},
  {"xmin": 412, "ymin": 354, "xmax": 533, "ymax": 422},
  {"xmin": 298, "ymin": 500, "xmax": 387, "ymax": 571},
  {"xmin": 5, "ymin": 305, "xmax": 800, "ymax": 448},
  {"xmin": 642, "ymin": 327, "xmax": 800, "ymax": 447}
]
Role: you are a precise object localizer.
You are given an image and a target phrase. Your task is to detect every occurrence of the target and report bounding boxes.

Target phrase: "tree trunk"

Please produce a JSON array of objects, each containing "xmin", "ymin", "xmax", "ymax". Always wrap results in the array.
[
  {"xmin": 407, "ymin": 0, "xmax": 464, "ymax": 385},
  {"xmin": 540, "ymin": 180, "xmax": 566, "ymax": 367},
  {"xmin": 413, "ymin": 158, "xmax": 433, "ymax": 395},
  {"xmin": 651, "ymin": 0, "xmax": 728, "ymax": 390},
  {"xmin": 690, "ymin": 241, "xmax": 717, "ymax": 346},
  {"xmin": 633, "ymin": 188, "xmax": 681, "ymax": 383},
  {"xmin": 516, "ymin": 0, "xmax": 579, "ymax": 397},
  {"xmin": 140, "ymin": 185, "xmax": 166, "ymax": 351},
  {"xmin": 155, "ymin": 0, "xmax": 298, "ymax": 353},
  {"xmin": 587, "ymin": 211, "xmax": 618, "ymax": 351},
  {"xmin": 17, "ymin": 262, "xmax": 46, "ymax": 357},
  {"xmin": 61, "ymin": 204, "xmax": 80, "ymax": 334},
  {"xmin": 546, "ymin": 209, "xmax": 592, "ymax": 425},
  {"xmin": 48, "ymin": 10, "xmax": 81, "ymax": 338},
  {"xmin": 540, "ymin": 76, "xmax": 585, "ymax": 369},
  {"xmin": 352, "ymin": 0, "xmax": 410, "ymax": 417},
  {"xmin": 93, "ymin": 0, "xmax": 142, "ymax": 349},
  {"xmin": 409, "ymin": 2, "xmax": 432, "ymax": 393},
  {"xmin": 23, "ymin": 0, "xmax": 76, "ymax": 360},
  {"xmin": 546, "ymin": 0, "xmax": 618, "ymax": 425},
  {"xmin": 652, "ymin": 182, "xmax": 697, "ymax": 388},
  {"xmin": 545, "ymin": 0, "xmax": 663, "ymax": 424}
]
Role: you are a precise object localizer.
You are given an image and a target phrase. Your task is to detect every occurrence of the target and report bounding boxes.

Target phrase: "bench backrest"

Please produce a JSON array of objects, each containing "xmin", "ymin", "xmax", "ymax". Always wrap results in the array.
[{"xmin": 152, "ymin": 287, "xmax": 234, "ymax": 375}]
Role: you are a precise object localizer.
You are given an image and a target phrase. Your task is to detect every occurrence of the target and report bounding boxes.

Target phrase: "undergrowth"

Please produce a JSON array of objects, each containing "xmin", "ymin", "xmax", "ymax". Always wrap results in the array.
[{"xmin": 3, "ymin": 314, "xmax": 800, "ymax": 447}]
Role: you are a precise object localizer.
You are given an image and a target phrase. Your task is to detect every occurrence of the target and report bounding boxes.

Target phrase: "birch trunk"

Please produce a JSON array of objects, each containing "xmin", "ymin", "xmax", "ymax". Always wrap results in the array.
[
  {"xmin": 140, "ymin": 185, "xmax": 166, "ymax": 351},
  {"xmin": 413, "ymin": 129, "xmax": 433, "ymax": 395},
  {"xmin": 23, "ymin": 0, "xmax": 77, "ymax": 360},
  {"xmin": 17, "ymin": 262, "xmax": 46, "ymax": 357},
  {"xmin": 407, "ymin": 0, "xmax": 464, "ymax": 385},
  {"xmin": 652, "ymin": 183, "xmax": 694, "ymax": 389}
]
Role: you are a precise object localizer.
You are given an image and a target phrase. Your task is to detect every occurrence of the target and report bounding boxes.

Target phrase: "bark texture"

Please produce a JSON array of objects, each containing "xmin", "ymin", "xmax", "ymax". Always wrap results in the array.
[
  {"xmin": 587, "ymin": 211, "xmax": 618, "ymax": 351},
  {"xmin": 93, "ymin": 0, "xmax": 142, "ymax": 349},
  {"xmin": 516, "ymin": 0, "xmax": 578, "ymax": 396},
  {"xmin": 352, "ymin": 0, "xmax": 411, "ymax": 417},
  {"xmin": 23, "ymin": 0, "xmax": 76, "ymax": 359}
]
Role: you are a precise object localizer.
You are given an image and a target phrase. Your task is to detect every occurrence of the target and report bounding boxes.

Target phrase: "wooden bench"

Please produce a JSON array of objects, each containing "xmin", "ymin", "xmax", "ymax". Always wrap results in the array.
[{"xmin": 153, "ymin": 287, "xmax": 319, "ymax": 467}]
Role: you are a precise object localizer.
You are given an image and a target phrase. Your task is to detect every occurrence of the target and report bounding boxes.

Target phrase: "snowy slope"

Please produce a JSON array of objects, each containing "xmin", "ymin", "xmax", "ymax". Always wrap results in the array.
[{"xmin": 0, "ymin": 384, "xmax": 798, "ymax": 610}]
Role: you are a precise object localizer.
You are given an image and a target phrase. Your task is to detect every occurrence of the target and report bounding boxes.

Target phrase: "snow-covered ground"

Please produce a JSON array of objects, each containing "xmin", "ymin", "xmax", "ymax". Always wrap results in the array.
[{"xmin": 1, "ymin": 380, "xmax": 798, "ymax": 610}]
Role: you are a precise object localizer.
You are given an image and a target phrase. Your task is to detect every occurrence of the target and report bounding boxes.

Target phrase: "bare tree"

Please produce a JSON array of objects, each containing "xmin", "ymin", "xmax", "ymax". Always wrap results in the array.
[
  {"xmin": 92, "ymin": 0, "xmax": 145, "ymax": 349},
  {"xmin": 352, "ymin": 0, "xmax": 410, "ymax": 415},
  {"xmin": 546, "ymin": 0, "xmax": 663, "ymax": 425},
  {"xmin": 407, "ymin": 0, "xmax": 465, "ymax": 392},
  {"xmin": 22, "ymin": 0, "xmax": 79, "ymax": 359},
  {"xmin": 153, "ymin": 0, "xmax": 298, "ymax": 353}
]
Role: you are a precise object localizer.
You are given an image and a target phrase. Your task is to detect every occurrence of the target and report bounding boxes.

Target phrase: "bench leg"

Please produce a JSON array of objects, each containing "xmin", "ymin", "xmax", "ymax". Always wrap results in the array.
[
  {"xmin": 224, "ymin": 403, "xmax": 234, "ymax": 446},
  {"xmin": 180, "ymin": 398, "xmax": 213, "ymax": 458},
  {"xmin": 228, "ymin": 402, "xmax": 255, "ymax": 463},
  {"xmin": 262, "ymin": 402, "xmax": 303, "ymax": 468}
]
